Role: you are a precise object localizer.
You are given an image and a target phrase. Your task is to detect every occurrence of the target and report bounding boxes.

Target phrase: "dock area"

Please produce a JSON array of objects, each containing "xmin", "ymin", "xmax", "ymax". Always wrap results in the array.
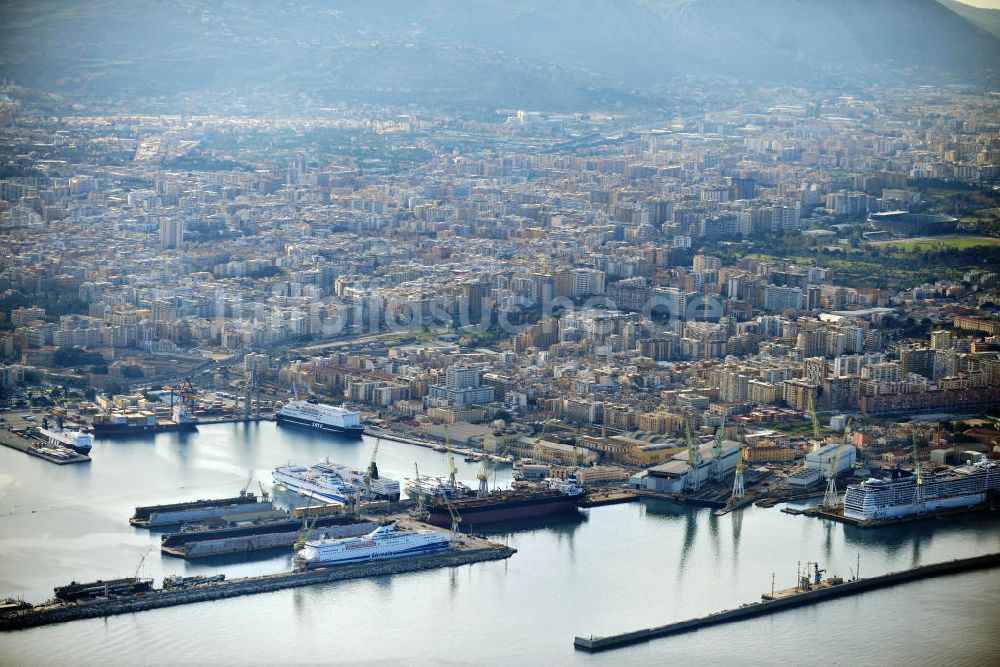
[
  {"xmin": 0, "ymin": 428, "xmax": 90, "ymax": 465},
  {"xmin": 0, "ymin": 531, "xmax": 515, "ymax": 631},
  {"xmin": 573, "ymin": 552, "xmax": 1000, "ymax": 652},
  {"xmin": 794, "ymin": 502, "xmax": 995, "ymax": 528}
]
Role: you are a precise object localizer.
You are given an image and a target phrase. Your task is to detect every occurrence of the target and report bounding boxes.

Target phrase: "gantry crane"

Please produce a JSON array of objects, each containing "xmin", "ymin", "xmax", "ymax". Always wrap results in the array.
[
  {"xmin": 363, "ymin": 437, "xmax": 381, "ymax": 500},
  {"xmin": 808, "ymin": 393, "xmax": 822, "ymax": 454},
  {"xmin": 821, "ymin": 418, "xmax": 852, "ymax": 509},
  {"xmin": 294, "ymin": 492, "xmax": 318, "ymax": 552},
  {"xmin": 731, "ymin": 447, "xmax": 745, "ymax": 501},
  {"xmin": 710, "ymin": 422, "xmax": 726, "ymax": 482},
  {"xmin": 443, "ymin": 494, "xmax": 462, "ymax": 536},
  {"xmin": 476, "ymin": 456, "xmax": 490, "ymax": 497},
  {"xmin": 413, "ymin": 462, "xmax": 426, "ymax": 513},
  {"xmin": 684, "ymin": 416, "xmax": 703, "ymax": 492},
  {"xmin": 445, "ymin": 427, "xmax": 458, "ymax": 491},
  {"xmin": 912, "ymin": 438, "xmax": 925, "ymax": 511}
]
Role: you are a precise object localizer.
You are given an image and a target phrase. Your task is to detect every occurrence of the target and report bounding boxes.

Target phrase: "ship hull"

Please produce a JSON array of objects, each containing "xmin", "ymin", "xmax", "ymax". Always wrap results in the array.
[
  {"xmin": 299, "ymin": 541, "xmax": 448, "ymax": 568},
  {"xmin": 91, "ymin": 422, "xmax": 198, "ymax": 437},
  {"xmin": 276, "ymin": 413, "xmax": 364, "ymax": 438},
  {"xmin": 426, "ymin": 493, "xmax": 580, "ymax": 527},
  {"xmin": 273, "ymin": 469, "xmax": 349, "ymax": 505}
]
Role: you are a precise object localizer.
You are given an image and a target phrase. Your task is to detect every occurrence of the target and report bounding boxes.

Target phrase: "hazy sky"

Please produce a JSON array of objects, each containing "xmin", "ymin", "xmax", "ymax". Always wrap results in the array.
[{"xmin": 958, "ymin": 0, "xmax": 1000, "ymax": 8}]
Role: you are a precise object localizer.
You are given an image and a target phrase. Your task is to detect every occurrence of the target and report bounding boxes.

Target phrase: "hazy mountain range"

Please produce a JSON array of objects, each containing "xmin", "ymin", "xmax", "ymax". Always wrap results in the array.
[{"xmin": 1, "ymin": 0, "xmax": 998, "ymax": 110}]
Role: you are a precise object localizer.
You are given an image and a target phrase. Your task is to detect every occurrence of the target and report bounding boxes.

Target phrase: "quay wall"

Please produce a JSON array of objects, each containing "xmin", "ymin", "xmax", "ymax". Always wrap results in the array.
[
  {"xmin": 1, "ymin": 545, "xmax": 515, "ymax": 631},
  {"xmin": 574, "ymin": 552, "xmax": 1000, "ymax": 652}
]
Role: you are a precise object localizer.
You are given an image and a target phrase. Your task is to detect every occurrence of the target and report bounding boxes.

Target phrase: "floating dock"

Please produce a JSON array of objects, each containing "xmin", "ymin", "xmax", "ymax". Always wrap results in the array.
[
  {"xmin": 573, "ymin": 552, "xmax": 1000, "ymax": 652},
  {"xmin": 577, "ymin": 490, "xmax": 638, "ymax": 508},
  {"xmin": 0, "ymin": 533, "xmax": 516, "ymax": 631},
  {"xmin": 161, "ymin": 519, "xmax": 378, "ymax": 559},
  {"xmin": 129, "ymin": 493, "xmax": 272, "ymax": 528}
]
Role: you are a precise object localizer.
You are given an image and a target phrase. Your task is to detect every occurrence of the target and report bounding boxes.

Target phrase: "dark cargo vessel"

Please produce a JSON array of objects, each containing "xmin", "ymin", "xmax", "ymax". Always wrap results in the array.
[{"xmin": 426, "ymin": 487, "xmax": 581, "ymax": 527}]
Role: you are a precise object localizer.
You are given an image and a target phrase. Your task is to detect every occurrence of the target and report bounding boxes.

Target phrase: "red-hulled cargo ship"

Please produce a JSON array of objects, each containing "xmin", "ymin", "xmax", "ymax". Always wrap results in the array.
[{"xmin": 425, "ymin": 484, "xmax": 582, "ymax": 527}]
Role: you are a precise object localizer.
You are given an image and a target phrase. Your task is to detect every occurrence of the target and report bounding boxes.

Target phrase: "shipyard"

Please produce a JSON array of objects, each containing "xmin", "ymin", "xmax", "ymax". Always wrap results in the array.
[{"xmin": 2, "ymin": 5, "xmax": 1000, "ymax": 659}]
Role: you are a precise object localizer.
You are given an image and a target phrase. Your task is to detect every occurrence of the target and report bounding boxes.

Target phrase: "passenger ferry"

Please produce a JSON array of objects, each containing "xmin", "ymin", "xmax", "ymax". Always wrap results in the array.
[
  {"xmin": 273, "ymin": 460, "xmax": 400, "ymax": 504},
  {"xmin": 295, "ymin": 523, "xmax": 450, "ymax": 568},
  {"xmin": 276, "ymin": 400, "xmax": 364, "ymax": 437},
  {"xmin": 36, "ymin": 425, "xmax": 93, "ymax": 454}
]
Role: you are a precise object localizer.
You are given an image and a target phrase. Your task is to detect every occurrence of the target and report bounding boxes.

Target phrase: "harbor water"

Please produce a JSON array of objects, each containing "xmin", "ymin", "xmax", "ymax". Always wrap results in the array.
[{"xmin": 0, "ymin": 422, "xmax": 998, "ymax": 665}]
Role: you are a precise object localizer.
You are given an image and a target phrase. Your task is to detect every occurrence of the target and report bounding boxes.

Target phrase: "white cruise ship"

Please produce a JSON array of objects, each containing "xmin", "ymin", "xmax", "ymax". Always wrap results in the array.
[
  {"xmin": 843, "ymin": 459, "xmax": 999, "ymax": 522},
  {"xmin": 295, "ymin": 523, "xmax": 450, "ymax": 568},
  {"xmin": 276, "ymin": 400, "xmax": 365, "ymax": 437},
  {"xmin": 273, "ymin": 460, "xmax": 400, "ymax": 504},
  {"xmin": 36, "ymin": 426, "xmax": 93, "ymax": 454}
]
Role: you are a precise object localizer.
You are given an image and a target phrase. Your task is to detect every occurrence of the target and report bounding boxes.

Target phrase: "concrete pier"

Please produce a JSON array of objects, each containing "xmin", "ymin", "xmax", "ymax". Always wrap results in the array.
[
  {"xmin": 0, "ymin": 428, "xmax": 90, "ymax": 464},
  {"xmin": 574, "ymin": 552, "xmax": 1000, "ymax": 652},
  {"xmin": 0, "ymin": 537, "xmax": 515, "ymax": 631}
]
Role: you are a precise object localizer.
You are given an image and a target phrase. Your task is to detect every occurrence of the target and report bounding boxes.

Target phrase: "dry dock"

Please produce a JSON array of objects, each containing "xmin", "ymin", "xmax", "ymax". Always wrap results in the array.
[
  {"xmin": 574, "ymin": 552, "xmax": 1000, "ymax": 652},
  {"xmin": 0, "ymin": 534, "xmax": 515, "ymax": 631}
]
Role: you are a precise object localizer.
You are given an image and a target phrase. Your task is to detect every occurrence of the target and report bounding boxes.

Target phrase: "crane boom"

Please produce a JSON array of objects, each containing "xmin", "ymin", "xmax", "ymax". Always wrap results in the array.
[{"xmin": 821, "ymin": 417, "xmax": 852, "ymax": 508}]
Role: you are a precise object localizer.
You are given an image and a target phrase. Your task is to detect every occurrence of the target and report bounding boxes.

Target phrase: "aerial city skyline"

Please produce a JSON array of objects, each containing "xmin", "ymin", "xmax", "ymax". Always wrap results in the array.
[{"xmin": 0, "ymin": 1, "xmax": 998, "ymax": 664}]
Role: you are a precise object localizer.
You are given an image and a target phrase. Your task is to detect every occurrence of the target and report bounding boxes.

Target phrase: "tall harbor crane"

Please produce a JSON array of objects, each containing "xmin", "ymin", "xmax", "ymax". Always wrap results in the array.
[
  {"xmin": 821, "ymin": 418, "xmax": 852, "ymax": 509},
  {"xmin": 363, "ymin": 437, "xmax": 381, "ymax": 500},
  {"xmin": 414, "ymin": 462, "xmax": 426, "ymax": 513},
  {"xmin": 294, "ymin": 492, "xmax": 318, "ymax": 552},
  {"xmin": 684, "ymin": 416, "xmax": 703, "ymax": 492},
  {"xmin": 476, "ymin": 457, "xmax": 490, "ymax": 497},
  {"xmin": 445, "ymin": 427, "xmax": 458, "ymax": 491},
  {"xmin": 442, "ymin": 494, "xmax": 462, "ymax": 536},
  {"xmin": 808, "ymin": 393, "xmax": 822, "ymax": 454},
  {"xmin": 710, "ymin": 422, "xmax": 726, "ymax": 482},
  {"xmin": 132, "ymin": 547, "xmax": 152, "ymax": 582},
  {"xmin": 731, "ymin": 447, "xmax": 745, "ymax": 501},
  {"xmin": 912, "ymin": 439, "xmax": 926, "ymax": 511}
]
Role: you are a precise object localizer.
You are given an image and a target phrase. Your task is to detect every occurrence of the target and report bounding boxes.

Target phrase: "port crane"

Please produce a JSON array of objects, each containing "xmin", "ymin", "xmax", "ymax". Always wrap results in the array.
[
  {"xmin": 442, "ymin": 494, "xmax": 462, "ymax": 536},
  {"xmin": 912, "ymin": 438, "xmax": 926, "ymax": 512},
  {"xmin": 363, "ymin": 437, "xmax": 381, "ymax": 500},
  {"xmin": 731, "ymin": 447, "xmax": 745, "ymax": 501},
  {"xmin": 293, "ymin": 493, "xmax": 319, "ymax": 552},
  {"xmin": 132, "ymin": 547, "xmax": 152, "ymax": 582},
  {"xmin": 821, "ymin": 418, "xmax": 852, "ymax": 509},
  {"xmin": 413, "ymin": 462, "xmax": 426, "ymax": 514},
  {"xmin": 239, "ymin": 474, "xmax": 253, "ymax": 498},
  {"xmin": 684, "ymin": 416, "xmax": 703, "ymax": 492},
  {"xmin": 808, "ymin": 393, "xmax": 822, "ymax": 454},
  {"xmin": 710, "ymin": 422, "xmax": 726, "ymax": 482},
  {"xmin": 257, "ymin": 481, "xmax": 270, "ymax": 503},
  {"xmin": 445, "ymin": 427, "xmax": 458, "ymax": 491}
]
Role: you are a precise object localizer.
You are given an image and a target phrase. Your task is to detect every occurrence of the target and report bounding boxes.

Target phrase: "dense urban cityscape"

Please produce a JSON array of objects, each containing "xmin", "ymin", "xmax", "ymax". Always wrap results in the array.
[{"xmin": 1, "ymin": 1, "xmax": 999, "ymax": 664}]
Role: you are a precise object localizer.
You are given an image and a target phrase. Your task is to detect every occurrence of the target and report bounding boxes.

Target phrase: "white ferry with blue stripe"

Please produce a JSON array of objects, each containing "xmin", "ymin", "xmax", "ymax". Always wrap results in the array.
[
  {"xmin": 295, "ymin": 523, "xmax": 450, "ymax": 568},
  {"xmin": 276, "ymin": 400, "xmax": 365, "ymax": 437}
]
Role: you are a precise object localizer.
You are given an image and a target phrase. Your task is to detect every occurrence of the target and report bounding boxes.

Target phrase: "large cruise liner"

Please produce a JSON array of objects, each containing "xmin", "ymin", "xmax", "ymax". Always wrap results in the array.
[
  {"xmin": 273, "ymin": 460, "xmax": 400, "ymax": 504},
  {"xmin": 843, "ymin": 459, "xmax": 999, "ymax": 522},
  {"xmin": 276, "ymin": 400, "xmax": 365, "ymax": 437},
  {"xmin": 295, "ymin": 523, "xmax": 450, "ymax": 568},
  {"xmin": 36, "ymin": 425, "xmax": 93, "ymax": 454}
]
